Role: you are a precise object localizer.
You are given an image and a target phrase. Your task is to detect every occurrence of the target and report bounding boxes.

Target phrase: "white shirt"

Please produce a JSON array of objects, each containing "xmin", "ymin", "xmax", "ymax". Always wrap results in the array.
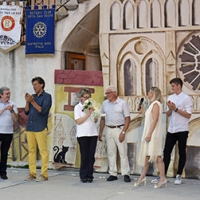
[
  {"xmin": 167, "ymin": 92, "xmax": 193, "ymax": 133},
  {"xmin": 0, "ymin": 100, "xmax": 18, "ymax": 133},
  {"xmin": 74, "ymin": 101, "xmax": 98, "ymax": 138},
  {"xmin": 101, "ymin": 97, "xmax": 130, "ymax": 126}
]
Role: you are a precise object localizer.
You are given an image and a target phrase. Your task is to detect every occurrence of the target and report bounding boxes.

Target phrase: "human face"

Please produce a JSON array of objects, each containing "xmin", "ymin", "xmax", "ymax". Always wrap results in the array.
[
  {"xmin": 105, "ymin": 89, "xmax": 116, "ymax": 102},
  {"xmin": 171, "ymin": 83, "xmax": 181, "ymax": 94},
  {"xmin": 147, "ymin": 90, "xmax": 153, "ymax": 100},
  {"xmin": 81, "ymin": 94, "xmax": 90, "ymax": 103},
  {"xmin": 0, "ymin": 90, "xmax": 11, "ymax": 103},
  {"xmin": 32, "ymin": 80, "xmax": 43, "ymax": 95}
]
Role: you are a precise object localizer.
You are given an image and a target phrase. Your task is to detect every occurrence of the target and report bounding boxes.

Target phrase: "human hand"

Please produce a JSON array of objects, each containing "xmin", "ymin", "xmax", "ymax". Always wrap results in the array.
[
  {"xmin": 98, "ymin": 133, "xmax": 102, "ymax": 141},
  {"xmin": 4, "ymin": 105, "xmax": 13, "ymax": 112},
  {"xmin": 119, "ymin": 133, "xmax": 125, "ymax": 143},
  {"xmin": 6, "ymin": 105, "xmax": 14, "ymax": 112},
  {"xmin": 25, "ymin": 93, "xmax": 34, "ymax": 103},
  {"xmin": 94, "ymin": 117, "xmax": 98, "ymax": 123},
  {"xmin": 145, "ymin": 134, "xmax": 151, "ymax": 142},
  {"xmin": 89, "ymin": 107, "xmax": 95, "ymax": 114},
  {"xmin": 167, "ymin": 101, "xmax": 176, "ymax": 110}
]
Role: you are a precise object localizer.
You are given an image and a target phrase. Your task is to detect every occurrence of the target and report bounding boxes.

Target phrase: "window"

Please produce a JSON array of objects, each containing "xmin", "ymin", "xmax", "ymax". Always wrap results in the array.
[{"xmin": 65, "ymin": 52, "xmax": 85, "ymax": 70}]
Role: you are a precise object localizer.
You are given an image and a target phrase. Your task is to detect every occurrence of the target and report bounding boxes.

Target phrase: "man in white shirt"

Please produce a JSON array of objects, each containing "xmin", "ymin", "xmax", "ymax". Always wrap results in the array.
[
  {"xmin": 0, "ymin": 87, "xmax": 18, "ymax": 180},
  {"xmin": 152, "ymin": 78, "xmax": 192, "ymax": 185},
  {"xmin": 98, "ymin": 85, "xmax": 131, "ymax": 182}
]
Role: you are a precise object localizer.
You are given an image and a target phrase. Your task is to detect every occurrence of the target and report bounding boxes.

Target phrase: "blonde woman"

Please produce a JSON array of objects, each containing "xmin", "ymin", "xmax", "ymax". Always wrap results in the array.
[{"xmin": 134, "ymin": 87, "xmax": 167, "ymax": 188}]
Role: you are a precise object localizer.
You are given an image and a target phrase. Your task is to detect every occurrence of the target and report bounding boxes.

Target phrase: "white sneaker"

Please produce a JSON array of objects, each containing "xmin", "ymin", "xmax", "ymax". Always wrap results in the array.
[
  {"xmin": 174, "ymin": 175, "xmax": 182, "ymax": 185},
  {"xmin": 151, "ymin": 176, "xmax": 160, "ymax": 184}
]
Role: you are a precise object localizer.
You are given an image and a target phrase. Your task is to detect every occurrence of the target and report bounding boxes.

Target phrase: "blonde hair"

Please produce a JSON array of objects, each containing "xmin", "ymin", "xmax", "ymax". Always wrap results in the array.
[{"xmin": 150, "ymin": 86, "xmax": 163, "ymax": 103}]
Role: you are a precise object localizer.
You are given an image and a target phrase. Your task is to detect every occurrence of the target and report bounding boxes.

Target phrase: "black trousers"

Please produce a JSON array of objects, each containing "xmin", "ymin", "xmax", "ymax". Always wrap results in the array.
[
  {"xmin": 163, "ymin": 131, "xmax": 189, "ymax": 176},
  {"xmin": 0, "ymin": 133, "xmax": 13, "ymax": 175},
  {"xmin": 77, "ymin": 136, "xmax": 98, "ymax": 180}
]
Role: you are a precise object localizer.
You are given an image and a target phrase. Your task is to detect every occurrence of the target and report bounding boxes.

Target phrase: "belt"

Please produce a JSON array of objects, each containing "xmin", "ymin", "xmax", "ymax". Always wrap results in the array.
[{"xmin": 106, "ymin": 124, "xmax": 124, "ymax": 128}]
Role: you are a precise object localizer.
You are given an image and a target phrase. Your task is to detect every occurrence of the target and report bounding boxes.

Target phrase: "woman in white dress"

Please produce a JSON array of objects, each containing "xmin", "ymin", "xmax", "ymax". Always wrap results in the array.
[{"xmin": 134, "ymin": 87, "xmax": 167, "ymax": 188}]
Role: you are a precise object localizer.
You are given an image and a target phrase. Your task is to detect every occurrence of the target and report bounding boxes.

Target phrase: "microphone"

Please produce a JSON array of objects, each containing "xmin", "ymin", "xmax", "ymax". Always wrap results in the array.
[{"xmin": 137, "ymin": 98, "xmax": 144, "ymax": 111}]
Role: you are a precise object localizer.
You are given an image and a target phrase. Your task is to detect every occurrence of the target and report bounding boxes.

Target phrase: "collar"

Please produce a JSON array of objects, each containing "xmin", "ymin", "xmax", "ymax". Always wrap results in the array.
[
  {"xmin": 108, "ymin": 96, "xmax": 119, "ymax": 103},
  {"xmin": 36, "ymin": 90, "xmax": 45, "ymax": 97},
  {"xmin": 0, "ymin": 99, "xmax": 10, "ymax": 104}
]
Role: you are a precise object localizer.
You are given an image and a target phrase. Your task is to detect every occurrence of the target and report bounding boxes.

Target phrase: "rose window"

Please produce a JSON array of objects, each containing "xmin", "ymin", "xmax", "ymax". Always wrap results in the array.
[{"xmin": 179, "ymin": 35, "xmax": 200, "ymax": 92}]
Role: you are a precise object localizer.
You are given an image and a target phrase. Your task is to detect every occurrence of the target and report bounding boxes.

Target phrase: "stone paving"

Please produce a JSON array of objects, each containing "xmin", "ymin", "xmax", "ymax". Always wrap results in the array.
[{"xmin": 0, "ymin": 168, "xmax": 200, "ymax": 200}]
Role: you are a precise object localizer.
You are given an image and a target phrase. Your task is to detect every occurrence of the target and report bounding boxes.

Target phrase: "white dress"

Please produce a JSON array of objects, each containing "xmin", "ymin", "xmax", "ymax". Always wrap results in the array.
[{"xmin": 138, "ymin": 100, "xmax": 165, "ymax": 167}]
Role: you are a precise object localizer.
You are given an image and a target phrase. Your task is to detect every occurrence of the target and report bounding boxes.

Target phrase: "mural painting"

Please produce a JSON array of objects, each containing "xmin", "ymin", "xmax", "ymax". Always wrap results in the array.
[
  {"xmin": 2, "ymin": 0, "xmax": 200, "ymax": 179},
  {"xmin": 99, "ymin": 0, "xmax": 200, "ymax": 178},
  {"xmin": 52, "ymin": 70, "xmax": 106, "ymax": 171}
]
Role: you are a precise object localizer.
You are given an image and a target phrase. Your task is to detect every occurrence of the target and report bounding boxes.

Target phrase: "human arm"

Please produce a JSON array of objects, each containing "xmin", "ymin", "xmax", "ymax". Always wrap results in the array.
[
  {"xmin": 166, "ymin": 101, "xmax": 173, "ymax": 117},
  {"xmin": 98, "ymin": 116, "xmax": 105, "ymax": 141},
  {"xmin": 167, "ymin": 99, "xmax": 192, "ymax": 119},
  {"xmin": 26, "ymin": 93, "xmax": 52, "ymax": 114},
  {"xmin": 24, "ymin": 93, "xmax": 31, "ymax": 114},
  {"xmin": 75, "ymin": 108, "xmax": 95, "ymax": 125},
  {"xmin": 8, "ymin": 104, "xmax": 18, "ymax": 122},
  {"xmin": 0, "ymin": 104, "xmax": 18, "ymax": 121},
  {"xmin": 119, "ymin": 116, "xmax": 130, "ymax": 142},
  {"xmin": 140, "ymin": 105, "xmax": 145, "ymax": 115},
  {"xmin": 145, "ymin": 103, "xmax": 159, "ymax": 142},
  {"xmin": 0, "ymin": 106, "xmax": 8, "ymax": 114}
]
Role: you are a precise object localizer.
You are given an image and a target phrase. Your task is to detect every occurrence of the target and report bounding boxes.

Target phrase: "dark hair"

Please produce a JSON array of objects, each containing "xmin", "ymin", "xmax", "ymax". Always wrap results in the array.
[
  {"xmin": 170, "ymin": 78, "xmax": 183, "ymax": 88},
  {"xmin": 79, "ymin": 88, "xmax": 91, "ymax": 98},
  {"xmin": 32, "ymin": 77, "xmax": 45, "ymax": 89}
]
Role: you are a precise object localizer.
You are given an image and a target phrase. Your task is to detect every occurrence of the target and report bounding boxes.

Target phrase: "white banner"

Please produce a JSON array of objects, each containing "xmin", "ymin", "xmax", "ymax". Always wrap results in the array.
[{"xmin": 0, "ymin": 5, "xmax": 23, "ymax": 52}]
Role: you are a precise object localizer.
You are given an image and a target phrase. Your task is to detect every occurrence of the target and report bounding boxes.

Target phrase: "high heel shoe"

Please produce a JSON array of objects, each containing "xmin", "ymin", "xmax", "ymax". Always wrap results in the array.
[
  {"xmin": 154, "ymin": 179, "xmax": 167, "ymax": 188},
  {"xmin": 133, "ymin": 177, "xmax": 147, "ymax": 187}
]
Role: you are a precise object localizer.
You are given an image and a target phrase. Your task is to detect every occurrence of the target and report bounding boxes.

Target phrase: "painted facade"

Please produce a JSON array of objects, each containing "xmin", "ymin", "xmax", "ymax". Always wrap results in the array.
[{"xmin": 0, "ymin": 0, "xmax": 200, "ymax": 178}]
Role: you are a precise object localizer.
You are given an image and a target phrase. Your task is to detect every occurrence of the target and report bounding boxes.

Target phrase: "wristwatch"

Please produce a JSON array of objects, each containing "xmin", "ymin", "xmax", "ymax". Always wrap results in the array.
[
  {"xmin": 122, "ymin": 131, "xmax": 126, "ymax": 134},
  {"xmin": 175, "ymin": 108, "xmax": 178, "ymax": 112}
]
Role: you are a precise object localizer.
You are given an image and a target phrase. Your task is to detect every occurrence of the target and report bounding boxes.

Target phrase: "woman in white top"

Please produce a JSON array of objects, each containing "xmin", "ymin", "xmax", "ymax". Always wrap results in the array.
[
  {"xmin": 134, "ymin": 87, "xmax": 167, "ymax": 188},
  {"xmin": 74, "ymin": 88, "xmax": 98, "ymax": 183}
]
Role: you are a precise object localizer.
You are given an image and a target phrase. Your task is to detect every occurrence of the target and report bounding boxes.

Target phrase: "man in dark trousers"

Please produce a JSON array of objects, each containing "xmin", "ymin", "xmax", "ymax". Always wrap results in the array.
[{"xmin": 151, "ymin": 78, "xmax": 193, "ymax": 185}]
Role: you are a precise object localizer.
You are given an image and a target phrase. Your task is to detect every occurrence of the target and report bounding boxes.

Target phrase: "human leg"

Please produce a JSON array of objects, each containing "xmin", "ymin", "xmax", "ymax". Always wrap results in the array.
[
  {"xmin": 153, "ymin": 156, "xmax": 168, "ymax": 188},
  {"xmin": 35, "ymin": 129, "xmax": 49, "ymax": 178},
  {"xmin": 134, "ymin": 156, "xmax": 150, "ymax": 186},
  {"xmin": 177, "ymin": 131, "xmax": 189, "ymax": 175},
  {"xmin": 26, "ymin": 131, "xmax": 37, "ymax": 177},
  {"xmin": 173, "ymin": 131, "xmax": 189, "ymax": 185},
  {"xmin": 0, "ymin": 134, "xmax": 13, "ymax": 178},
  {"xmin": 156, "ymin": 156, "xmax": 166, "ymax": 181},
  {"xmin": 105, "ymin": 128, "xmax": 118, "ymax": 177},
  {"xmin": 114, "ymin": 129, "xmax": 130, "ymax": 176},
  {"xmin": 87, "ymin": 136, "xmax": 98, "ymax": 181},
  {"xmin": 77, "ymin": 136, "xmax": 90, "ymax": 181},
  {"xmin": 163, "ymin": 132, "xmax": 177, "ymax": 174}
]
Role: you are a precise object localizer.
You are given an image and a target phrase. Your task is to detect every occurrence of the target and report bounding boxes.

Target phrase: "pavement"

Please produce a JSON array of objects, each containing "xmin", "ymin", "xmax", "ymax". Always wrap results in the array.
[{"xmin": 0, "ymin": 168, "xmax": 200, "ymax": 200}]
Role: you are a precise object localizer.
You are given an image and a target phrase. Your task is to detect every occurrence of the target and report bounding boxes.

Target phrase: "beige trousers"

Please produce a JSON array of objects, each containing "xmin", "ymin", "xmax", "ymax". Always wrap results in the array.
[{"xmin": 105, "ymin": 126, "xmax": 130, "ymax": 176}]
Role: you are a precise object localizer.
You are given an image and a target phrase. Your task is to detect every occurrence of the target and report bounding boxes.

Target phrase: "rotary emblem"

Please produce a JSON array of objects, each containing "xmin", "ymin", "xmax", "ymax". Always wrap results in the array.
[
  {"xmin": 1, "ymin": 16, "xmax": 15, "ymax": 31},
  {"xmin": 33, "ymin": 22, "xmax": 47, "ymax": 38}
]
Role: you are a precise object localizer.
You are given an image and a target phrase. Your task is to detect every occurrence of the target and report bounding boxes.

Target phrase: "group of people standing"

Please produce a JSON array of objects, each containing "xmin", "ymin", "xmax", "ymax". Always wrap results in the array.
[
  {"xmin": 75, "ymin": 78, "xmax": 193, "ymax": 189},
  {"xmin": 0, "ymin": 77, "xmax": 192, "ymax": 188},
  {"xmin": 0, "ymin": 77, "xmax": 52, "ymax": 181}
]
